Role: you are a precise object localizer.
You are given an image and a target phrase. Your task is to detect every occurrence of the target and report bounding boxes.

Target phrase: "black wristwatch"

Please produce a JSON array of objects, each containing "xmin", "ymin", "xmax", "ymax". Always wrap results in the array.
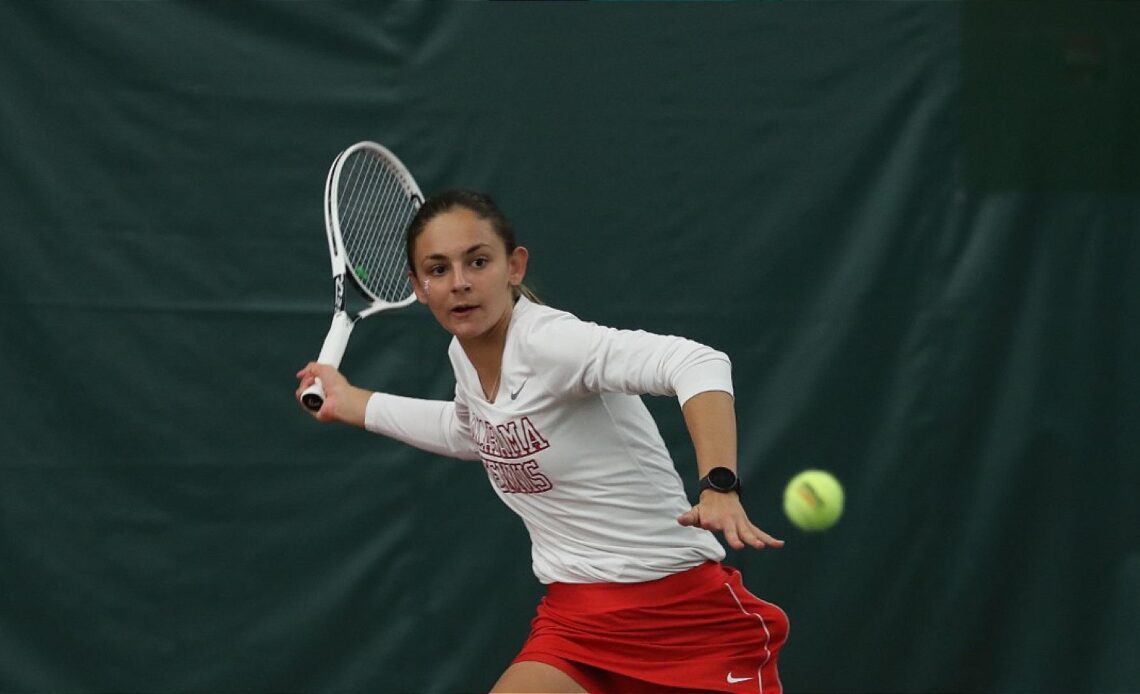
[{"xmin": 698, "ymin": 467, "xmax": 741, "ymax": 497}]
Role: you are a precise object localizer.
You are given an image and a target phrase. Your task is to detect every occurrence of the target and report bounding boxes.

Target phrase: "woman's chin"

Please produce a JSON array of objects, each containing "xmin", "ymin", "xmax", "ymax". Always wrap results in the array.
[{"xmin": 444, "ymin": 317, "xmax": 485, "ymax": 340}]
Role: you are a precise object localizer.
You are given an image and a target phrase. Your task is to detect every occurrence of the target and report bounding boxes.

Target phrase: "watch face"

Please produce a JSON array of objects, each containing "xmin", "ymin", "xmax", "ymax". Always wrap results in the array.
[{"xmin": 708, "ymin": 467, "xmax": 737, "ymax": 490}]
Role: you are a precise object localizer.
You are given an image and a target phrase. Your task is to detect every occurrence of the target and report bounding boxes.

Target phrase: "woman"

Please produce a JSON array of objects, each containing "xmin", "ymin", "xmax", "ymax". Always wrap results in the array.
[{"xmin": 295, "ymin": 190, "xmax": 789, "ymax": 693}]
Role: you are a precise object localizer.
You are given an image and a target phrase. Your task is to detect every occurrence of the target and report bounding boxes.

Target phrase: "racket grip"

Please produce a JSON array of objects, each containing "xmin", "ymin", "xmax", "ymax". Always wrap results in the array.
[{"xmin": 301, "ymin": 312, "xmax": 355, "ymax": 412}]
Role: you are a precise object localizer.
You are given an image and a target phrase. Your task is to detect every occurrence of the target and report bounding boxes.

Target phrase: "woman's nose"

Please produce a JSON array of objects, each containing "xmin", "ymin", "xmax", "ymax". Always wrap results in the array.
[{"xmin": 452, "ymin": 266, "xmax": 471, "ymax": 291}]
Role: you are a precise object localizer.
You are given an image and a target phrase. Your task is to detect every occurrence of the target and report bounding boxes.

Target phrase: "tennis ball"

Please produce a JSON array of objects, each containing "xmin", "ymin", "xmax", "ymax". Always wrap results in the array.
[{"xmin": 783, "ymin": 469, "xmax": 844, "ymax": 531}]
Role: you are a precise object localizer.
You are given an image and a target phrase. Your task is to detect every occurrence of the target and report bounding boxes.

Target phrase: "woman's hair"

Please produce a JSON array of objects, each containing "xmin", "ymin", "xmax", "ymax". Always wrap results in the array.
[{"xmin": 405, "ymin": 189, "xmax": 539, "ymax": 303}]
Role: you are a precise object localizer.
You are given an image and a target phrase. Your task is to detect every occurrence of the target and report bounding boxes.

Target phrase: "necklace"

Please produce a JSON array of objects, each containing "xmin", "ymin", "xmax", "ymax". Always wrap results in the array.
[{"xmin": 485, "ymin": 367, "xmax": 502, "ymax": 401}]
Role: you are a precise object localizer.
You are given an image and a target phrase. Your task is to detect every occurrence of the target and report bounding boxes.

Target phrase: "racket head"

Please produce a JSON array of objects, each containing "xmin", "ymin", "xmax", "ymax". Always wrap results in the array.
[{"xmin": 329, "ymin": 142, "xmax": 422, "ymax": 310}]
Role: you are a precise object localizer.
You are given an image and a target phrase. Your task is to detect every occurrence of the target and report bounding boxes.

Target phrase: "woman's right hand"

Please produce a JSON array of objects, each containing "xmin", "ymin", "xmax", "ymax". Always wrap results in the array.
[{"xmin": 295, "ymin": 362, "xmax": 371, "ymax": 427}]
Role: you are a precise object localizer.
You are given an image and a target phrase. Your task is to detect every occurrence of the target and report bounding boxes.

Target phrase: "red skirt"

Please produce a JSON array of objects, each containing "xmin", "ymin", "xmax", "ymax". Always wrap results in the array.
[{"xmin": 513, "ymin": 561, "xmax": 789, "ymax": 694}]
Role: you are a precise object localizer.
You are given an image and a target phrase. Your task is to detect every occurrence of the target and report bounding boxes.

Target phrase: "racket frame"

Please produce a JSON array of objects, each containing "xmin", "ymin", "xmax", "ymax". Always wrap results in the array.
[{"xmin": 301, "ymin": 142, "xmax": 423, "ymax": 411}]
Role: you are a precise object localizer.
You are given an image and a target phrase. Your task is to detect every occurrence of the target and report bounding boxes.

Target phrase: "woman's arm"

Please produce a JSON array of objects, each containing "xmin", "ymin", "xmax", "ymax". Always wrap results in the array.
[
  {"xmin": 528, "ymin": 311, "xmax": 785, "ymax": 550},
  {"xmin": 676, "ymin": 390, "xmax": 784, "ymax": 551},
  {"xmin": 533, "ymin": 312, "xmax": 735, "ymax": 402},
  {"xmin": 295, "ymin": 362, "xmax": 480, "ymax": 461}
]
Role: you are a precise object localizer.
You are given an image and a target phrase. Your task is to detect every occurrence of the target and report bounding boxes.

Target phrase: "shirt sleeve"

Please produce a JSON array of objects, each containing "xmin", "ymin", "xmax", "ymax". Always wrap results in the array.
[
  {"xmin": 529, "ymin": 312, "xmax": 734, "ymax": 407},
  {"xmin": 363, "ymin": 391, "xmax": 482, "ymax": 461}
]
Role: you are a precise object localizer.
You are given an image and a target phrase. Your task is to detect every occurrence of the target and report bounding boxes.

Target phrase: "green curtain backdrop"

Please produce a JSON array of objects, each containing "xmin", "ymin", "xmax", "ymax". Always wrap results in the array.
[{"xmin": 1, "ymin": 2, "xmax": 1137, "ymax": 693}]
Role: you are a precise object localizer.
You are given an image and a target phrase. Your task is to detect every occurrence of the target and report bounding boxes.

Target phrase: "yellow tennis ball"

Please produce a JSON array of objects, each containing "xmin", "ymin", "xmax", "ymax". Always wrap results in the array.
[{"xmin": 784, "ymin": 470, "xmax": 844, "ymax": 531}]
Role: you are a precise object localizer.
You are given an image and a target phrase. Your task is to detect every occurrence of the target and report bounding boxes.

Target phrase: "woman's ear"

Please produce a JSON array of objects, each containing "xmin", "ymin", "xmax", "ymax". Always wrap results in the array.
[{"xmin": 508, "ymin": 246, "xmax": 529, "ymax": 287}]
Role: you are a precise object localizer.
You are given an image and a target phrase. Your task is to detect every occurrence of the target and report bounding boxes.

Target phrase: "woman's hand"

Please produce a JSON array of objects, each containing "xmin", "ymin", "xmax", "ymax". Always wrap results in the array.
[
  {"xmin": 295, "ymin": 363, "xmax": 371, "ymax": 427},
  {"xmin": 678, "ymin": 491, "xmax": 785, "ymax": 551}
]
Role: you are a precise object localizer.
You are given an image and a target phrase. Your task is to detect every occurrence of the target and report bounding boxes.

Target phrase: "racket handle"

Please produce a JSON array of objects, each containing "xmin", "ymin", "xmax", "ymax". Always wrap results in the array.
[
  {"xmin": 301, "ymin": 312, "xmax": 355, "ymax": 412},
  {"xmin": 300, "ymin": 379, "xmax": 327, "ymax": 412}
]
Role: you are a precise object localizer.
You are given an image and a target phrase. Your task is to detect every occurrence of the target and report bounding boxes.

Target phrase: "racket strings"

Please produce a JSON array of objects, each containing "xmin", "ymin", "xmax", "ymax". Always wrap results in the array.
[
  {"xmin": 337, "ymin": 151, "xmax": 418, "ymax": 303},
  {"xmin": 342, "ymin": 154, "xmax": 405, "ymax": 296}
]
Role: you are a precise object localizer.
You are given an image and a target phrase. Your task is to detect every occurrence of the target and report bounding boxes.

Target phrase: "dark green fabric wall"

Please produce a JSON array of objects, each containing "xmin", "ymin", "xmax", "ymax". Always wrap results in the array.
[{"xmin": 1, "ymin": 2, "xmax": 1137, "ymax": 692}]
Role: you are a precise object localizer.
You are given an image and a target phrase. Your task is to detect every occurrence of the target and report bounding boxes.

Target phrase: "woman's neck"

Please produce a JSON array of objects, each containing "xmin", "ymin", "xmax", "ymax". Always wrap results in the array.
[{"xmin": 458, "ymin": 301, "xmax": 514, "ymax": 386}]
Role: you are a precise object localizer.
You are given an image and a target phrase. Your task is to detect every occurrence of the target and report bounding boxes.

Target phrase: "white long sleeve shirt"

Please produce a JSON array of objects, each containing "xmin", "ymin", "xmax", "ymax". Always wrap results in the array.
[{"xmin": 365, "ymin": 297, "xmax": 729, "ymax": 584}]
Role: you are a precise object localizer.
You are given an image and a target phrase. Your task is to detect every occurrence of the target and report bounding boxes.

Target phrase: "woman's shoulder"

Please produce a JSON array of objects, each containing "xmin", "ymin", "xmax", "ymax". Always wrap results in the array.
[
  {"xmin": 515, "ymin": 299, "xmax": 596, "ymax": 346},
  {"xmin": 511, "ymin": 300, "xmax": 603, "ymax": 370}
]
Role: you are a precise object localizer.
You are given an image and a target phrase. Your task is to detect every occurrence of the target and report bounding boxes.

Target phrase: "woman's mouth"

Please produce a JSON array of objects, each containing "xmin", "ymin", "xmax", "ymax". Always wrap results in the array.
[{"xmin": 451, "ymin": 304, "xmax": 477, "ymax": 317}]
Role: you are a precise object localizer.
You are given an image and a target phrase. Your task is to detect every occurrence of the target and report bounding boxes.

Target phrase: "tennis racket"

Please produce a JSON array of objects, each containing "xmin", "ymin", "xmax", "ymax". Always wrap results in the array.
[{"xmin": 300, "ymin": 141, "xmax": 423, "ymax": 412}]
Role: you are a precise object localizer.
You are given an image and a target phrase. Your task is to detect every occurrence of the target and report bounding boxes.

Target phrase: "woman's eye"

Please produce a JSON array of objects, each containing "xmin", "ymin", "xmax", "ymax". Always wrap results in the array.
[
  {"xmin": 429, "ymin": 266, "xmax": 446, "ymax": 276},
  {"xmin": 472, "ymin": 257, "xmax": 488, "ymax": 268}
]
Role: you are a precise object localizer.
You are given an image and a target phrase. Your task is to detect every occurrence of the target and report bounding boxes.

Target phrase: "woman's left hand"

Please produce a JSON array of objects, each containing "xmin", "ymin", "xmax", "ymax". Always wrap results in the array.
[{"xmin": 678, "ymin": 491, "xmax": 785, "ymax": 551}]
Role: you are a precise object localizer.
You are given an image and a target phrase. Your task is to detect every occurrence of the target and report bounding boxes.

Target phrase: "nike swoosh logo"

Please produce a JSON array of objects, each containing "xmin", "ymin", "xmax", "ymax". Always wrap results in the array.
[
  {"xmin": 726, "ymin": 673, "xmax": 754, "ymax": 684},
  {"xmin": 510, "ymin": 378, "xmax": 528, "ymax": 400}
]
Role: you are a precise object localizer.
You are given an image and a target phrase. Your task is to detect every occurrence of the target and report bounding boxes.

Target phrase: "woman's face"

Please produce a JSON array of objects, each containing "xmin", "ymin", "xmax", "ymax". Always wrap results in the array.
[{"xmin": 409, "ymin": 207, "xmax": 527, "ymax": 342}]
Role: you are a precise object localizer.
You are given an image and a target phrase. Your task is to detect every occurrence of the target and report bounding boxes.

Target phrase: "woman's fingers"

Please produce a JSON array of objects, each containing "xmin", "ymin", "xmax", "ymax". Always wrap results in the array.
[{"xmin": 677, "ymin": 500, "xmax": 785, "ymax": 551}]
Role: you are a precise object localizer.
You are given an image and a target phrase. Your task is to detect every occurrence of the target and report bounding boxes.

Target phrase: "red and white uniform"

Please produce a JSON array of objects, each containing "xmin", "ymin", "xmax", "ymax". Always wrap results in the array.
[
  {"xmin": 365, "ymin": 297, "xmax": 789, "ymax": 692},
  {"xmin": 364, "ymin": 296, "xmax": 728, "ymax": 584}
]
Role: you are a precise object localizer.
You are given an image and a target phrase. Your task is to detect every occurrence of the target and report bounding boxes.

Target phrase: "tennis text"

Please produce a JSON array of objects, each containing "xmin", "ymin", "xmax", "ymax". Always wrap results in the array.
[{"xmin": 482, "ymin": 459, "xmax": 553, "ymax": 495}]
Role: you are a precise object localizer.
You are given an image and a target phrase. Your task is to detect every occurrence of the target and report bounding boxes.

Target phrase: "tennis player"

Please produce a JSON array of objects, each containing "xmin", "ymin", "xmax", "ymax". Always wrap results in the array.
[{"xmin": 295, "ymin": 190, "xmax": 789, "ymax": 693}]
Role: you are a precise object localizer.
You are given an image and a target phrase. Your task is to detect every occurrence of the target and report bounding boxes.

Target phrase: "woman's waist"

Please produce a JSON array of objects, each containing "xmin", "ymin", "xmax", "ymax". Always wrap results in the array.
[{"xmin": 542, "ymin": 560, "xmax": 730, "ymax": 612}]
